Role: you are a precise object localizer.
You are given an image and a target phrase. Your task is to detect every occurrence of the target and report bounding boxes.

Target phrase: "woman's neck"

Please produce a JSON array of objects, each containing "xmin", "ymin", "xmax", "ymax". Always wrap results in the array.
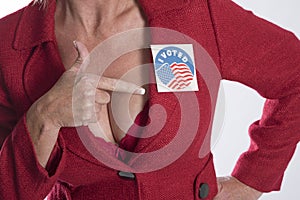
[{"xmin": 55, "ymin": 0, "xmax": 137, "ymax": 38}]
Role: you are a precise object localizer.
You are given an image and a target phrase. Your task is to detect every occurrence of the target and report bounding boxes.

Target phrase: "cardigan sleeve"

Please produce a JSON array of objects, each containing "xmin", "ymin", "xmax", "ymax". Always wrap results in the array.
[
  {"xmin": 208, "ymin": 0, "xmax": 300, "ymax": 192},
  {"xmin": 0, "ymin": 69, "xmax": 66, "ymax": 200}
]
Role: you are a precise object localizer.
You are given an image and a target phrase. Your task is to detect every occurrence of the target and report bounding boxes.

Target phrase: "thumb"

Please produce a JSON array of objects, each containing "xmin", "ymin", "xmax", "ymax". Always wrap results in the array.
[
  {"xmin": 217, "ymin": 180, "xmax": 223, "ymax": 193},
  {"xmin": 216, "ymin": 176, "xmax": 230, "ymax": 193},
  {"xmin": 69, "ymin": 40, "xmax": 89, "ymax": 72}
]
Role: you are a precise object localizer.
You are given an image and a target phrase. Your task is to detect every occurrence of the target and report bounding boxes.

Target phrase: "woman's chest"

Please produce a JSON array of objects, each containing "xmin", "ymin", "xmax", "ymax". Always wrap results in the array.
[{"xmin": 55, "ymin": 13, "xmax": 151, "ymax": 143}]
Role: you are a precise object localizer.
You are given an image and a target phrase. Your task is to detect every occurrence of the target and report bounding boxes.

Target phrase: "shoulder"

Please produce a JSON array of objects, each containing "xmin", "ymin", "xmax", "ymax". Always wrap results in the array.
[
  {"xmin": 0, "ymin": 7, "xmax": 26, "ymax": 52},
  {"xmin": 0, "ymin": 6, "xmax": 31, "ymax": 88}
]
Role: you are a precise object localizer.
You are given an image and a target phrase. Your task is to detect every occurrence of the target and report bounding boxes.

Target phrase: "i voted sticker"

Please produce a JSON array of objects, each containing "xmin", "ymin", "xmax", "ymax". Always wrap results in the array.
[{"xmin": 150, "ymin": 44, "xmax": 199, "ymax": 92}]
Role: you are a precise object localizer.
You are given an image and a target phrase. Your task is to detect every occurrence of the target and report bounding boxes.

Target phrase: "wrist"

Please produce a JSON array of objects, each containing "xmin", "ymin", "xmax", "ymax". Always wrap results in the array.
[
  {"xmin": 26, "ymin": 99, "xmax": 60, "ymax": 135},
  {"xmin": 26, "ymin": 99, "xmax": 62, "ymax": 167},
  {"xmin": 232, "ymin": 177, "xmax": 263, "ymax": 199}
]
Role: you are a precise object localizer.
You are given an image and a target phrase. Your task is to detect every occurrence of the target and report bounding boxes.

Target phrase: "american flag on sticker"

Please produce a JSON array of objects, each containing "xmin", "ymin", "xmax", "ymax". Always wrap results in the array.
[
  {"xmin": 151, "ymin": 44, "xmax": 199, "ymax": 93},
  {"xmin": 156, "ymin": 62, "xmax": 193, "ymax": 90}
]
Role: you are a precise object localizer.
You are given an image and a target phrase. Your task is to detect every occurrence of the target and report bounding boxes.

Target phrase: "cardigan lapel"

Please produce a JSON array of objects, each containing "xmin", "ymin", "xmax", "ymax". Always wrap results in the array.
[
  {"xmin": 128, "ymin": 1, "xmax": 195, "ymax": 155},
  {"xmin": 13, "ymin": 0, "xmax": 56, "ymax": 50},
  {"xmin": 12, "ymin": 0, "xmax": 65, "ymax": 103}
]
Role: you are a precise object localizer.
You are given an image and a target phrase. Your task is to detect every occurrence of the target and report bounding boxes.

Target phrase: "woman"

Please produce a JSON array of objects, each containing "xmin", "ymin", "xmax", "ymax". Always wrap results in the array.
[{"xmin": 0, "ymin": 0, "xmax": 299, "ymax": 199}]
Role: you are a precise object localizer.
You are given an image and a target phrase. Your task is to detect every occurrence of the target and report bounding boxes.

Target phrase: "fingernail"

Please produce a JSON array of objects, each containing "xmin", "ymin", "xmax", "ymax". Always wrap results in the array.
[
  {"xmin": 73, "ymin": 40, "xmax": 78, "ymax": 50},
  {"xmin": 135, "ymin": 88, "xmax": 146, "ymax": 95}
]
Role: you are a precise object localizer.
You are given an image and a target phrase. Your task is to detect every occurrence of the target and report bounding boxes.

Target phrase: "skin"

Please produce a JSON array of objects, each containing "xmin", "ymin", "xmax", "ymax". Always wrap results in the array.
[
  {"xmin": 26, "ymin": 0, "xmax": 263, "ymax": 198},
  {"xmin": 215, "ymin": 177, "xmax": 262, "ymax": 200}
]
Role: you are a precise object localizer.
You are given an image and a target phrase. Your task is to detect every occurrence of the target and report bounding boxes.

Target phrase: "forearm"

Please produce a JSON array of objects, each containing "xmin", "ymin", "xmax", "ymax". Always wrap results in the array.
[{"xmin": 26, "ymin": 99, "xmax": 61, "ymax": 168}]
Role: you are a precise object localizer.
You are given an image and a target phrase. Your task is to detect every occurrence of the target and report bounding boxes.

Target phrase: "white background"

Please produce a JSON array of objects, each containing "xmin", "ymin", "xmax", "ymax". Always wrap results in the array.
[{"xmin": 0, "ymin": 0, "xmax": 299, "ymax": 199}]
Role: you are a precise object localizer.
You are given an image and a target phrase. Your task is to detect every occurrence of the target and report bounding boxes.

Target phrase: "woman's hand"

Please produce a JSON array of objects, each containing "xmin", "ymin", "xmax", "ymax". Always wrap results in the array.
[
  {"xmin": 34, "ymin": 41, "xmax": 145, "ymax": 130},
  {"xmin": 214, "ymin": 176, "xmax": 263, "ymax": 200},
  {"xmin": 26, "ymin": 41, "xmax": 145, "ymax": 167}
]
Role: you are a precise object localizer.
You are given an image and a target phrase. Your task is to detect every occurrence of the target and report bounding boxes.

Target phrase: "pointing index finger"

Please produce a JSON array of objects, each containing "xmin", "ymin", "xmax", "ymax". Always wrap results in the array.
[{"xmin": 98, "ymin": 77, "xmax": 145, "ymax": 95}]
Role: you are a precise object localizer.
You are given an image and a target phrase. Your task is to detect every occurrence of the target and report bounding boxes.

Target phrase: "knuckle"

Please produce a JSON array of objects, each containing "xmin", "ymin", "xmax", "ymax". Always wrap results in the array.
[
  {"xmin": 96, "ymin": 90, "xmax": 110, "ymax": 104},
  {"xmin": 82, "ymin": 98, "xmax": 94, "ymax": 108},
  {"xmin": 83, "ymin": 89, "xmax": 93, "ymax": 97},
  {"xmin": 80, "ymin": 76, "xmax": 90, "ymax": 85}
]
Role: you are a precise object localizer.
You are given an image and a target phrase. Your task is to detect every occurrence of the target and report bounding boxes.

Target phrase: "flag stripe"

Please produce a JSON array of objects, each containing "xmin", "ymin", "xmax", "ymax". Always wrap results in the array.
[{"xmin": 157, "ymin": 62, "xmax": 194, "ymax": 90}]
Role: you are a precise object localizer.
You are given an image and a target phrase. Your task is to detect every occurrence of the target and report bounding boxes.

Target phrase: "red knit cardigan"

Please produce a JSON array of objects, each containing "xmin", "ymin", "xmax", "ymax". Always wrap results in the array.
[{"xmin": 0, "ymin": 0, "xmax": 299, "ymax": 199}]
